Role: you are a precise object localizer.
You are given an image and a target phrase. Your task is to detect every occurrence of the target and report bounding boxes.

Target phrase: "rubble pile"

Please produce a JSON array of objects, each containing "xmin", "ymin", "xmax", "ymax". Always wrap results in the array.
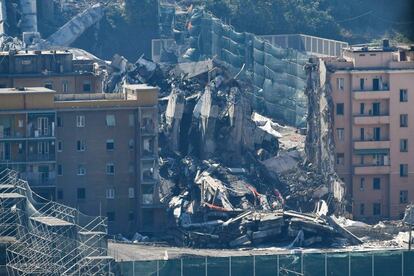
[{"xmin": 150, "ymin": 56, "xmax": 363, "ymax": 248}]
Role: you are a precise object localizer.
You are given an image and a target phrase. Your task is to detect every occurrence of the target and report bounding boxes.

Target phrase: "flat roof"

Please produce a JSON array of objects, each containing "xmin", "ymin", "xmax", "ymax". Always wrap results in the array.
[
  {"xmin": 0, "ymin": 87, "xmax": 55, "ymax": 94},
  {"xmin": 123, "ymin": 84, "xmax": 157, "ymax": 91}
]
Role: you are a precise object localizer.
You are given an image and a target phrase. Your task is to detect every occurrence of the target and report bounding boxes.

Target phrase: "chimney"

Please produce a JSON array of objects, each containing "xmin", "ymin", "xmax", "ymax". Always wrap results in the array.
[{"xmin": 383, "ymin": 39, "xmax": 390, "ymax": 49}]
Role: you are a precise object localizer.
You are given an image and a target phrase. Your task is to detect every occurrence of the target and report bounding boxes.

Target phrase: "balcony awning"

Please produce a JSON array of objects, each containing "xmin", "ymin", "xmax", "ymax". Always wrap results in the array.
[{"xmin": 354, "ymin": 149, "xmax": 389, "ymax": 155}]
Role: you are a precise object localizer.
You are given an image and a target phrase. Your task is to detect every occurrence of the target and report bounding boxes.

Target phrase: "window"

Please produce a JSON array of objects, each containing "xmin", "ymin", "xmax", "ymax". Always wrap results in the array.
[
  {"xmin": 57, "ymin": 190, "xmax": 63, "ymax": 200},
  {"xmin": 37, "ymin": 141, "xmax": 49, "ymax": 155},
  {"xmin": 76, "ymin": 115, "xmax": 85, "ymax": 127},
  {"xmin": 37, "ymin": 117, "xmax": 49, "ymax": 136},
  {"xmin": 107, "ymin": 212, "xmax": 115, "ymax": 222},
  {"xmin": 57, "ymin": 164, "xmax": 63, "ymax": 176},
  {"xmin": 373, "ymin": 128, "xmax": 381, "ymax": 141},
  {"xmin": 400, "ymin": 190, "xmax": 408, "ymax": 204},
  {"xmin": 106, "ymin": 188, "xmax": 115, "ymax": 199},
  {"xmin": 142, "ymin": 185, "xmax": 154, "ymax": 204},
  {"xmin": 62, "ymin": 80, "xmax": 69, "ymax": 93},
  {"xmin": 106, "ymin": 139, "xmax": 114, "ymax": 151},
  {"xmin": 57, "ymin": 116, "xmax": 63, "ymax": 127},
  {"xmin": 44, "ymin": 82, "xmax": 53, "ymax": 90},
  {"xmin": 400, "ymin": 139, "xmax": 408, "ymax": 152},
  {"xmin": 400, "ymin": 89, "xmax": 408, "ymax": 102},
  {"xmin": 400, "ymin": 164, "xmax": 408, "ymax": 177},
  {"xmin": 106, "ymin": 163, "xmax": 115, "ymax": 175},
  {"xmin": 373, "ymin": 178, "xmax": 381, "ymax": 190},
  {"xmin": 372, "ymin": 102, "xmax": 380, "ymax": 116},
  {"xmin": 77, "ymin": 188, "xmax": 86, "ymax": 200},
  {"xmin": 336, "ymin": 103, "xmax": 344, "ymax": 115},
  {"xmin": 129, "ymin": 114, "xmax": 135, "ymax": 127},
  {"xmin": 57, "ymin": 140, "xmax": 63, "ymax": 152},
  {"xmin": 77, "ymin": 165, "xmax": 86, "ymax": 176},
  {"xmin": 337, "ymin": 78, "xmax": 344, "ymax": 90},
  {"xmin": 76, "ymin": 140, "xmax": 86, "ymax": 151},
  {"xmin": 373, "ymin": 203, "xmax": 381, "ymax": 216},
  {"xmin": 128, "ymin": 187, "xmax": 135, "ymax": 198},
  {"xmin": 360, "ymin": 78, "xmax": 365, "ymax": 90},
  {"xmin": 360, "ymin": 203, "xmax": 365, "ymax": 216},
  {"xmin": 106, "ymin": 115, "xmax": 116, "ymax": 127},
  {"xmin": 83, "ymin": 81, "xmax": 91, "ymax": 92},
  {"xmin": 360, "ymin": 177, "xmax": 365, "ymax": 191},
  {"xmin": 372, "ymin": 78, "xmax": 380, "ymax": 91},
  {"xmin": 18, "ymin": 120, "xmax": 23, "ymax": 128},
  {"xmin": 129, "ymin": 139, "xmax": 135, "ymax": 150},
  {"xmin": 336, "ymin": 153, "xmax": 344, "ymax": 165},
  {"xmin": 336, "ymin": 128, "xmax": 344, "ymax": 142},
  {"xmin": 360, "ymin": 128, "xmax": 365, "ymax": 141},
  {"xmin": 360, "ymin": 103, "xmax": 365, "ymax": 115},
  {"xmin": 400, "ymin": 114, "xmax": 408, "ymax": 127}
]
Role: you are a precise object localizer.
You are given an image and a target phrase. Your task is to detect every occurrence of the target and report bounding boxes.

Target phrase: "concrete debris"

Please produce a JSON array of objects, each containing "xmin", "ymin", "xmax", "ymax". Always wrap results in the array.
[
  {"xmin": 137, "ymin": 51, "xmax": 366, "ymax": 248},
  {"xmin": 403, "ymin": 204, "xmax": 414, "ymax": 225},
  {"xmin": 41, "ymin": 4, "xmax": 105, "ymax": 48}
]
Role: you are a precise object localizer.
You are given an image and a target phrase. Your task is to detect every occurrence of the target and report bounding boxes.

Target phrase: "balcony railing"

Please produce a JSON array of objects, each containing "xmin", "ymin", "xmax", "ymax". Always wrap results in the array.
[
  {"xmin": 27, "ymin": 153, "xmax": 56, "ymax": 162},
  {"xmin": 354, "ymin": 165, "xmax": 391, "ymax": 175},
  {"xmin": 353, "ymin": 140, "xmax": 390, "ymax": 150},
  {"xmin": 21, "ymin": 172, "xmax": 57, "ymax": 187},
  {"xmin": 353, "ymin": 114, "xmax": 390, "ymax": 125},
  {"xmin": 353, "ymin": 90, "xmax": 390, "ymax": 100}
]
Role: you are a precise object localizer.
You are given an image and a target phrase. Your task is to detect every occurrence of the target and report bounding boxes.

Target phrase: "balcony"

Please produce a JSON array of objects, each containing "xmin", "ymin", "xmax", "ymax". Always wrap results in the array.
[
  {"xmin": 353, "ymin": 90, "xmax": 390, "ymax": 100},
  {"xmin": 354, "ymin": 140, "xmax": 390, "ymax": 150},
  {"xmin": 354, "ymin": 165, "xmax": 390, "ymax": 175},
  {"xmin": 27, "ymin": 153, "xmax": 56, "ymax": 163},
  {"xmin": 21, "ymin": 172, "xmax": 56, "ymax": 187},
  {"xmin": 353, "ymin": 115, "xmax": 389, "ymax": 125}
]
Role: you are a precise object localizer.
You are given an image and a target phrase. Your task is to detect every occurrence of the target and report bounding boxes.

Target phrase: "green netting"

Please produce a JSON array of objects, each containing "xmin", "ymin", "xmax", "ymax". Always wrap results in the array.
[
  {"xmin": 230, "ymin": 256, "xmax": 254, "ymax": 275},
  {"xmin": 158, "ymin": 259, "xmax": 181, "ymax": 276},
  {"xmin": 183, "ymin": 257, "xmax": 206, "ymax": 276},
  {"xmin": 374, "ymin": 251, "xmax": 403, "ymax": 276},
  {"xmin": 350, "ymin": 252, "xmax": 373, "ymax": 276},
  {"xmin": 176, "ymin": 10, "xmax": 314, "ymax": 125},
  {"xmin": 279, "ymin": 254, "xmax": 302, "ymax": 275},
  {"xmin": 255, "ymin": 255, "xmax": 278, "ymax": 276},
  {"xmin": 264, "ymin": 42, "xmax": 288, "ymax": 59},
  {"xmin": 327, "ymin": 253, "xmax": 349, "ymax": 276},
  {"xmin": 205, "ymin": 257, "xmax": 230, "ymax": 275},
  {"xmin": 118, "ymin": 250, "xmax": 414, "ymax": 275}
]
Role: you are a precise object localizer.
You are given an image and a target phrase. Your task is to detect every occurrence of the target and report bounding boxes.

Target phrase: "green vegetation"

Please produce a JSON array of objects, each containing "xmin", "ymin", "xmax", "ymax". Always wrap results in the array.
[
  {"xmin": 204, "ymin": 0, "xmax": 414, "ymax": 43},
  {"xmin": 206, "ymin": 0, "xmax": 414, "ymax": 43},
  {"xmin": 72, "ymin": 0, "xmax": 413, "ymax": 60}
]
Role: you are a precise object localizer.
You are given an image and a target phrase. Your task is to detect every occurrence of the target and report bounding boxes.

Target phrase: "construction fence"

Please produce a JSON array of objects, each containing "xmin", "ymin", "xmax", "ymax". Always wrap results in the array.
[{"xmin": 117, "ymin": 249, "xmax": 414, "ymax": 276}]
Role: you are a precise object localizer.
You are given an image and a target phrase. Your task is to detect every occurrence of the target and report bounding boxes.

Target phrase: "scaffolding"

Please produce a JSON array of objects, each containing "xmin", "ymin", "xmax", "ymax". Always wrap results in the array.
[{"xmin": 0, "ymin": 169, "xmax": 114, "ymax": 275}]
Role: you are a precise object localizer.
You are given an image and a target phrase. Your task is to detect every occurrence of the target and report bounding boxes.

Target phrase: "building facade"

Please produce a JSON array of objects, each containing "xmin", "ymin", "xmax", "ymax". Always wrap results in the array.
[
  {"xmin": 0, "ymin": 50, "xmax": 103, "ymax": 94},
  {"xmin": 323, "ymin": 41, "xmax": 414, "ymax": 221},
  {"xmin": 0, "ymin": 85, "xmax": 163, "ymax": 234}
]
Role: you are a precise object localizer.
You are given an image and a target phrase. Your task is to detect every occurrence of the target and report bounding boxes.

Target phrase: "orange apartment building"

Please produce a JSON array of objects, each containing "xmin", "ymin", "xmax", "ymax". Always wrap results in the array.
[
  {"xmin": 321, "ymin": 40, "xmax": 414, "ymax": 221},
  {"xmin": 0, "ymin": 49, "xmax": 103, "ymax": 93},
  {"xmin": 0, "ymin": 85, "xmax": 163, "ymax": 235}
]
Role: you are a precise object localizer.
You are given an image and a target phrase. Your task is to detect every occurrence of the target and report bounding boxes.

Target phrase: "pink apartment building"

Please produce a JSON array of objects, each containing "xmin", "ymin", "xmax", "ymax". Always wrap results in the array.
[{"xmin": 322, "ymin": 40, "xmax": 414, "ymax": 221}]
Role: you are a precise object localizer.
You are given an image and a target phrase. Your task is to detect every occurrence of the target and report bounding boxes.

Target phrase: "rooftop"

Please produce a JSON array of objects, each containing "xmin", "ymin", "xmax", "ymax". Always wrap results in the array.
[{"xmin": 0, "ymin": 87, "xmax": 55, "ymax": 94}]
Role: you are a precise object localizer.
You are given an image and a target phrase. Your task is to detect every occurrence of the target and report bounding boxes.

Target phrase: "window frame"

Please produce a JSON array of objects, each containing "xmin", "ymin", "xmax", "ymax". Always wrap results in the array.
[{"xmin": 76, "ymin": 115, "xmax": 85, "ymax": 128}]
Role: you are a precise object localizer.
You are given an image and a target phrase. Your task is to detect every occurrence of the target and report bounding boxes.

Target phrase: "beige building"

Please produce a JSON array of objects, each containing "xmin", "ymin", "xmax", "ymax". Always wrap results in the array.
[
  {"xmin": 0, "ymin": 85, "xmax": 163, "ymax": 234},
  {"xmin": 321, "ymin": 41, "xmax": 414, "ymax": 221},
  {"xmin": 0, "ymin": 49, "xmax": 103, "ymax": 94}
]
